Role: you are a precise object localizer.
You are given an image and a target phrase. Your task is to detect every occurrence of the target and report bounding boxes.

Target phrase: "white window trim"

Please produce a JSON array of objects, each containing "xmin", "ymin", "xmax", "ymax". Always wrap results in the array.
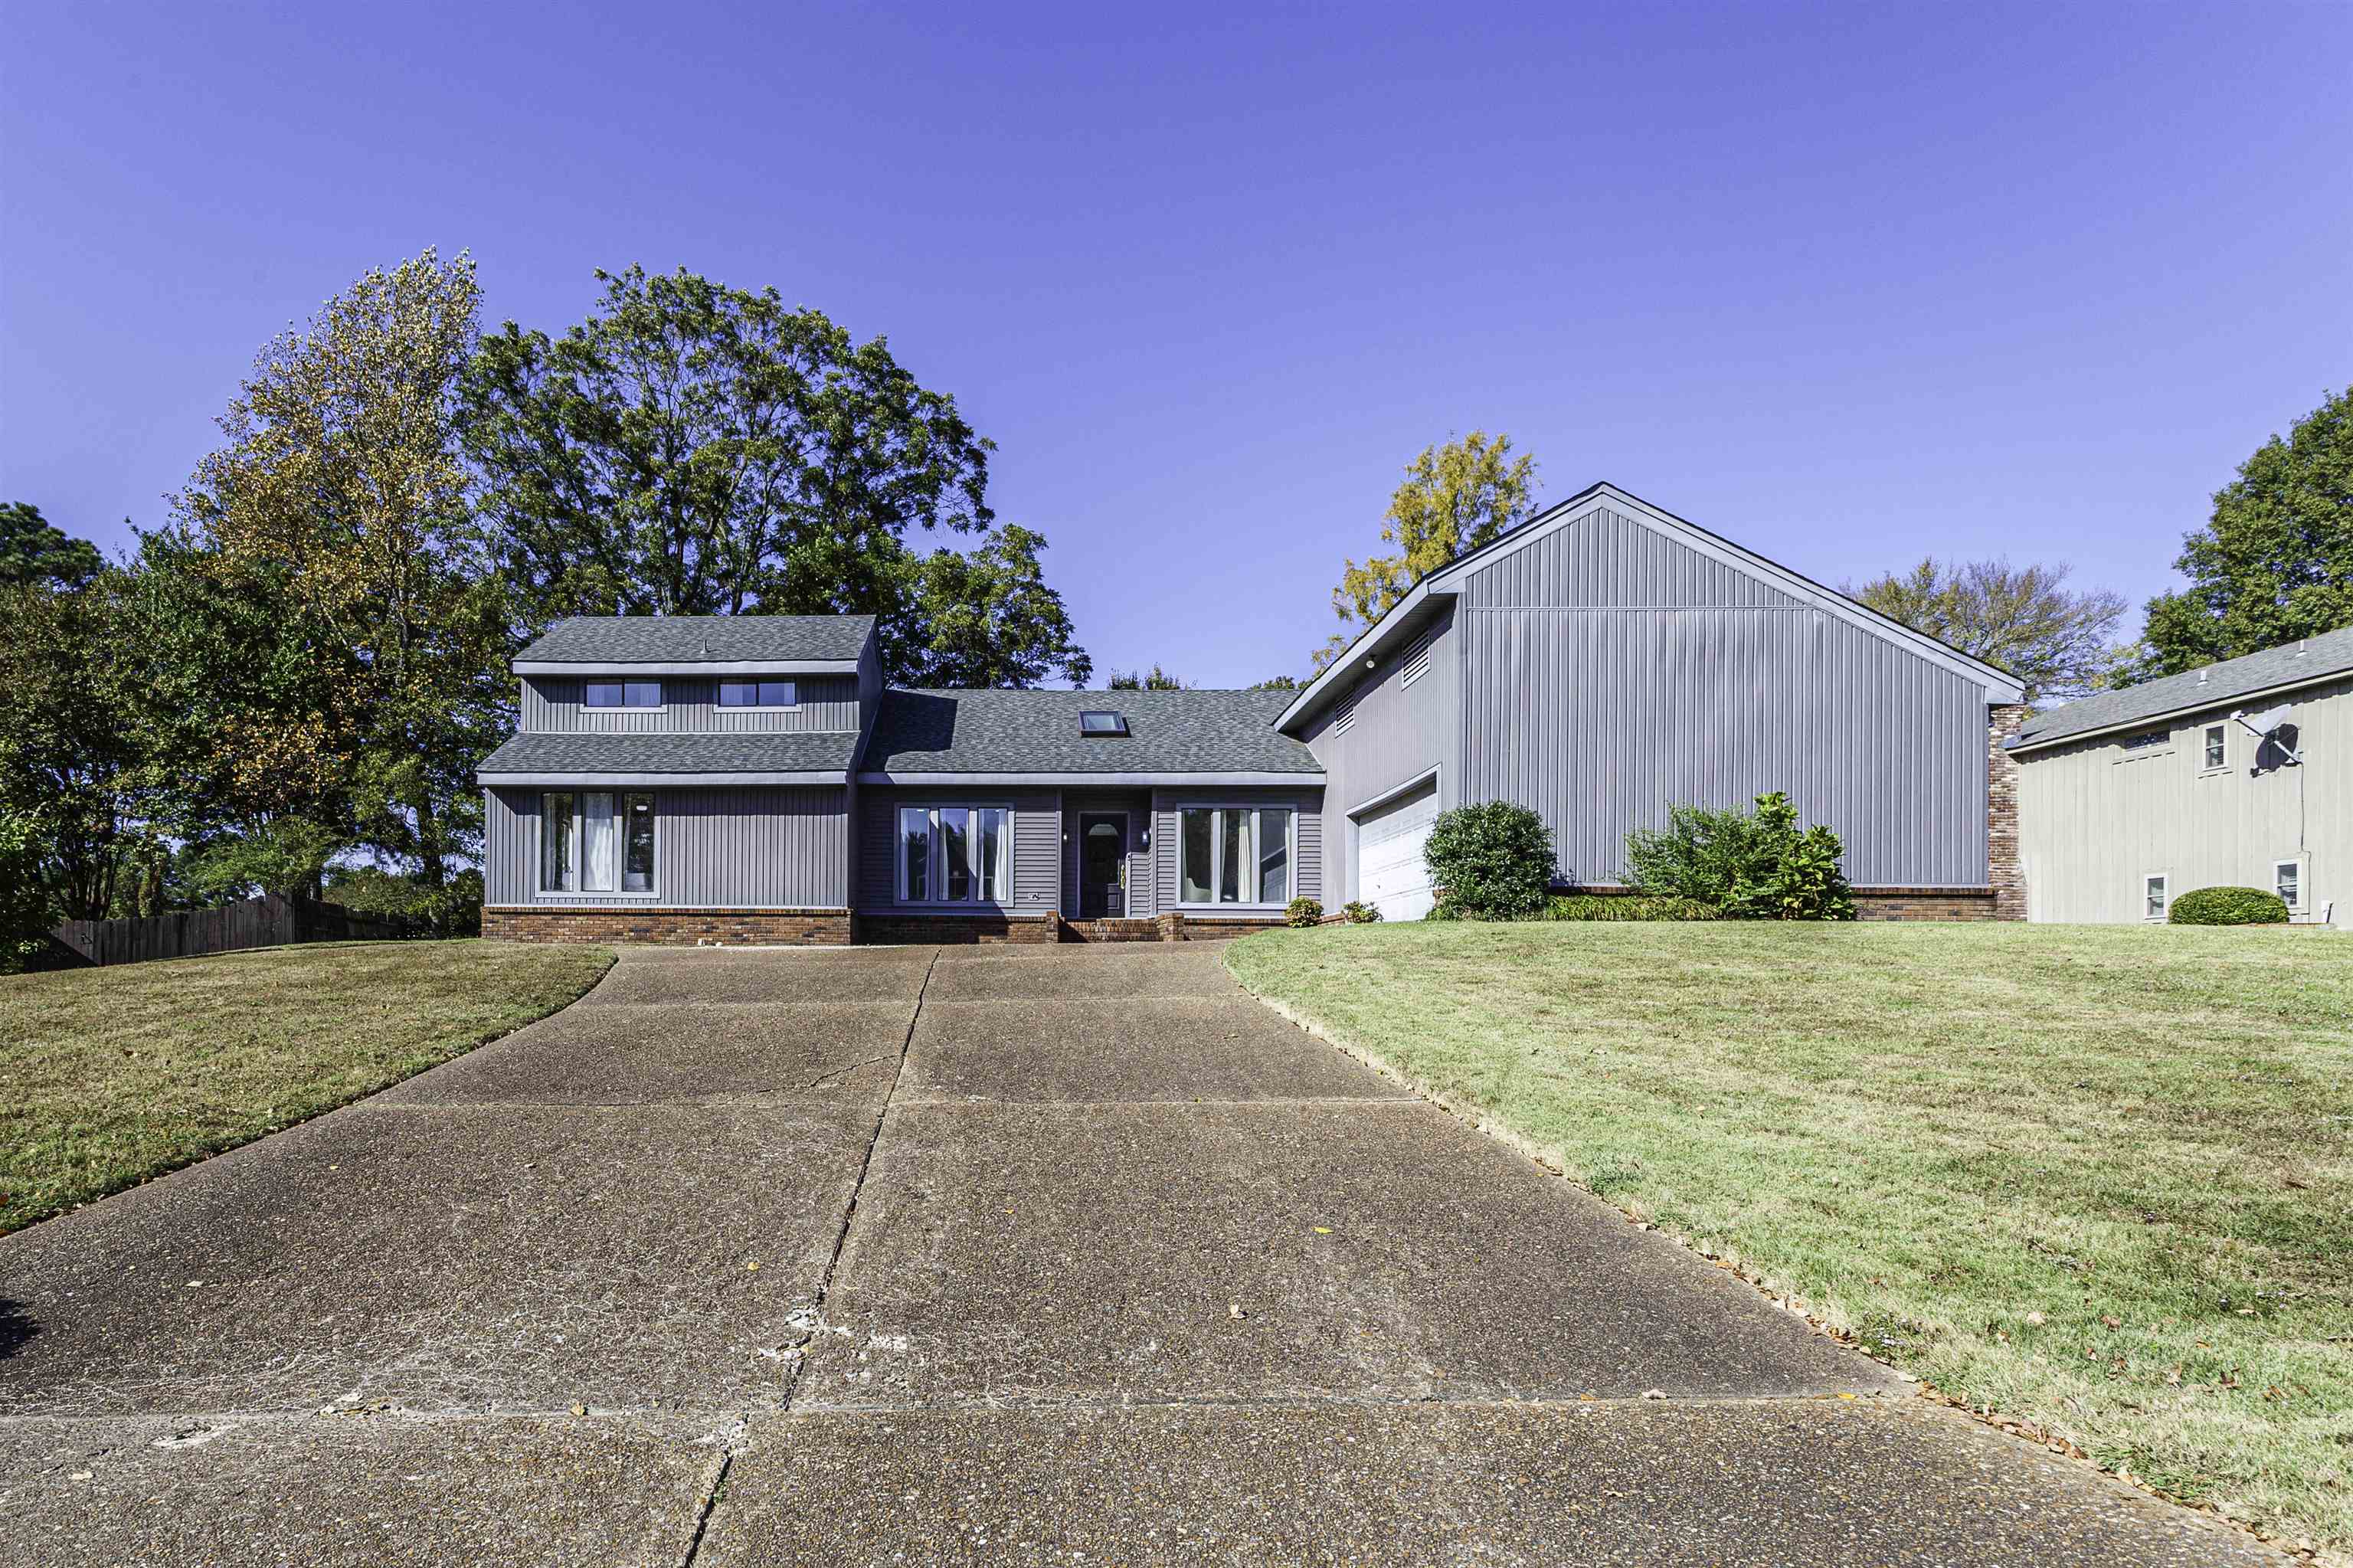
[
  {"xmin": 2274, "ymin": 859, "xmax": 2306, "ymax": 912},
  {"xmin": 895, "ymin": 804, "xmax": 1017, "ymax": 908},
  {"xmin": 717, "ymin": 678, "xmax": 802, "ymax": 712},
  {"xmin": 2142, "ymin": 872, "xmax": 2168, "ymax": 922},
  {"xmin": 1176, "ymin": 804, "xmax": 1295, "ymax": 910},
  {"xmin": 2200, "ymin": 724, "xmax": 2230, "ymax": 774},
  {"xmin": 538, "ymin": 791, "xmax": 661, "ymax": 899}
]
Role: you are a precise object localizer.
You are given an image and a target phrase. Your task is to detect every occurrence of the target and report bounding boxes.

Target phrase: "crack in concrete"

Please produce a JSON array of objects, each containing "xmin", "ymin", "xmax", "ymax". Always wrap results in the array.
[{"xmin": 774, "ymin": 948, "xmax": 939, "ymax": 1418}]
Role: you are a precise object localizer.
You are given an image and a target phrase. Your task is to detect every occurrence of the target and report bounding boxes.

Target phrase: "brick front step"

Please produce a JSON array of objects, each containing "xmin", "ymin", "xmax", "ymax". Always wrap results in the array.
[
  {"xmin": 482, "ymin": 908, "xmax": 852, "ymax": 945},
  {"xmin": 857, "ymin": 914, "xmax": 1057, "ymax": 945}
]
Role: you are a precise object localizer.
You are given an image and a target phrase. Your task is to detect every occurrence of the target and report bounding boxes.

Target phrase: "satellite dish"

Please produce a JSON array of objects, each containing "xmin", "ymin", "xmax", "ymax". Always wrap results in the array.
[{"xmin": 2236, "ymin": 702, "xmax": 2294, "ymax": 738}]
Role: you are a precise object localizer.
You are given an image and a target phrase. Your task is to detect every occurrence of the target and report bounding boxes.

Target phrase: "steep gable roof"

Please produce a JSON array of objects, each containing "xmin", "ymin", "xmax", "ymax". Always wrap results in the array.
[
  {"xmin": 2012, "ymin": 624, "xmax": 2353, "ymax": 752},
  {"xmin": 861, "ymin": 687, "xmax": 1320, "ymax": 778},
  {"xmin": 516, "ymin": 614, "xmax": 875, "ymax": 669},
  {"xmin": 1274, "ymin": 481, "xmax": 2025, "ymax": 731}
]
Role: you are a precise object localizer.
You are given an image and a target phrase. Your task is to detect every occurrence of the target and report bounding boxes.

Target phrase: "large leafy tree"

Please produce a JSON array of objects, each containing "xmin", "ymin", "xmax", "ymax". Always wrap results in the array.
[
  {"xmin": 175, "ymin": 248, "xmax": 508, "ymax": 906},
  {"xmin": 463, "ymin": 266, "xmax": 1076, "ymax": 684},
  {"xmin": 899, "ymin": 525, "xmax": 1091, "ymax": 687},
  {"xmin": 1843, "ymin": 558, "xmax": 2126, "ymax": 707},
  {"xmin": 1, "ymin": 502, "xmax": 106, "ymax": 591},
  {"xmin": 0, "ymin": 573, "xmax": 154, "ymax": 920},
  {"xmin": 2137, "ymin": 385, "xmax": 2353, "ymax": 675},
  {"xmin": 1107, "ymin": 664, "xmax": 1186, "ymax": 690},
  {"xmin": 1316, "ymin": 431, "xmax": 1537, "ymax": 670}
]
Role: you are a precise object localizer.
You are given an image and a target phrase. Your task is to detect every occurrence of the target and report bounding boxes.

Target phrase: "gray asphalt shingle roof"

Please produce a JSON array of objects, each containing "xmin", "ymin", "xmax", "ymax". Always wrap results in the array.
[
  {"xmin": 862, "ymin": 687, "xmax": 1322, "ymax": 775},
  {"xmin": 2014, "ymin": 624, "xmax": 2353, "ymax": 750},
  {"xmin": 477, "ymin": 732, "xmax": 859, "ymax": 777},
  {"xmin": 517, "ymin": 615, "xmax": 875, "ymax": 665}
]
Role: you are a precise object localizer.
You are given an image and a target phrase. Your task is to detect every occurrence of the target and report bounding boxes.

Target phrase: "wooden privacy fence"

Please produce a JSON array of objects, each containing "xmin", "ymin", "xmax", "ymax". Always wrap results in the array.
[{"xmin": 47, "ymin": 893, "xmax": 418, "ymax": 968}]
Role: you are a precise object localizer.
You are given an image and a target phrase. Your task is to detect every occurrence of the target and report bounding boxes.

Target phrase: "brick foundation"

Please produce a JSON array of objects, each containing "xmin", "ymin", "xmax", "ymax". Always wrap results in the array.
[
  {"xmin": 1557, "ymin": 884, "xmax": 2001, "ymax": 921},
  {"xmin": 1153, "ymin": 912, "xmax": 1282, "ymax": 941},
  {"xmin": 483, "ymin": 907, "xmax": 852, "ymax": 946},
  {"xmin": 1850, "ymin": 887, "xmax": 2000, "ymax": 921},
  {"xmin": 855, "ymin": 912, "xmax": 1059, "ymax": 945},
  {"xmin": 1063, "ymin": 917, "xmax": 1163, "ymax": 942},
  {"xmin": 1987, "ymin": 703, "xmax": 2027, "ymax": 920}
]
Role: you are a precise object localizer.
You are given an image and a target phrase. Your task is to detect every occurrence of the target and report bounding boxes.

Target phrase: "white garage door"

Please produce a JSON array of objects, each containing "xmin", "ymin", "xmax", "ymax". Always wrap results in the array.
[{"xmin": 1355, "ymin": 781, "xmax": 1439, "ymax": 922}]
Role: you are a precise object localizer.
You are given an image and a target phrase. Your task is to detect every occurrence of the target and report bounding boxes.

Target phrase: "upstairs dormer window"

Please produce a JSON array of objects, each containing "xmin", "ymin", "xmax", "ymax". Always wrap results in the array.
[
  {"xmin": 1079, "ymin": 710, "xmax": 1129, "ymax": 736},
  {"xmin": 584, "ymin": 680, "xmax": 662, "ymax": 709},
  {"xmin": 719, "ymin": 679, "xmax": 799, "ymax": 709}
]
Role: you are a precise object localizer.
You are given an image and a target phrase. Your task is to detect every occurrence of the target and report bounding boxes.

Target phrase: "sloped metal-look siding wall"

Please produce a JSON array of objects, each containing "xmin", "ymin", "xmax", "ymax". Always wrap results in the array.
[
  {"xmin": 520, "ymin": 676, "xmax": 862, "ymax": 734},
  {"xmin": 1301, "ymin": 607, "xmax": 1462, "ymax": 907},
  {"xmin": 484, "ymin": 785, "xmax": 851, "ymax": 908},
  {"xmin": 1455, "ymin": 505, "xmax": 1988, "ymax": 888},
  {"xmin": 853, "ymin": 788, "xmax": 1062, "ymax": 915},
  {"xmin": 1149, "ymin": 787, "xmax": 1324, "ymax": 911}
]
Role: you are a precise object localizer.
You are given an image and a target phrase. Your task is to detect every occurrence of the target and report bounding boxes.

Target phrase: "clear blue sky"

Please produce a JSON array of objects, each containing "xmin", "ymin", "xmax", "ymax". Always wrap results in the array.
[{"xmin": 5, "ymin": 2, "xmax": 2348, "ymax": 686}]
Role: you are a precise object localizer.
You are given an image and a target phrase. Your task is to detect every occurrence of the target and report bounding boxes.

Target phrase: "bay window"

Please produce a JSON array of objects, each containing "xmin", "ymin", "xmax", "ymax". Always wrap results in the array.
[
  {"xmin": 541, "ymin": 791, "xmax": 657, "ymax": 894},
  {"xmin": 1179, "ymin": 806, "xmax": 1292, "ymax": 906},
  {"xmin": 898, "ymin": 805, "xmax": 1012, "ymax": 905}
]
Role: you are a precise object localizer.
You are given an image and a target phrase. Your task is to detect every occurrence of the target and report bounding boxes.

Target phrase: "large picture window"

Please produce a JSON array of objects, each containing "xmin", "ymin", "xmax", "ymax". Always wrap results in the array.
[
  {"xmin": 898, "ymin": 805, "xmax": 1012, "ymax": 905},
  {"xmin": 541, "ymin": 791, "xmax": 657, "ymax": 893},
  {"xmin": 1179, "ymin": 807, "xmax": 1291, "ymax": 906}
]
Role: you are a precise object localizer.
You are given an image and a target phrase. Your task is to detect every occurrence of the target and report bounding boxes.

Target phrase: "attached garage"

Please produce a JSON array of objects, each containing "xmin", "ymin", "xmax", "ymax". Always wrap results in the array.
[{"xmin": 1353, "ymin": 777, "xmax": 1439, "ymax": 921}]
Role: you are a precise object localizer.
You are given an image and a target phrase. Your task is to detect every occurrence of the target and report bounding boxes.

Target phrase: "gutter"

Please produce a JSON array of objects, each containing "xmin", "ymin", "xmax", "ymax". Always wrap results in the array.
[{"xmin": 2008, "ymin": 666, "xmax": 2353, "ymax": 755}]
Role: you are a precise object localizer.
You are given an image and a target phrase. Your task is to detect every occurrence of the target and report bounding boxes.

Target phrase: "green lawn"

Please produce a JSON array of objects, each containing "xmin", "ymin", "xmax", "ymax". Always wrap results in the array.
[
  {"xmin": 1227, "ymin": 921, "xmax": 2353, "ymax": 1554},
  {"xmin": 0, "ymin": 939, "xmax": 613, "ymax": 1236}
]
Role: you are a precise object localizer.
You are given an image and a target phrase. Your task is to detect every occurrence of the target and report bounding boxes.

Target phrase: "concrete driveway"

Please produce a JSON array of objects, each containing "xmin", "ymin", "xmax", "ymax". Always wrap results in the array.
[{"xmin": 0, "ymin": 943, "xmax": 2276, "ymax": 1565}]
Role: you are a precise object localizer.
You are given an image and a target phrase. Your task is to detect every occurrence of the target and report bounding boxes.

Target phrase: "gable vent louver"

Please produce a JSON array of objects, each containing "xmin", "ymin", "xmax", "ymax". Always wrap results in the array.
[
  {"xmin": 1399, "ymin": 633, "xmax": 1435, "ymax": 688},
  {"xmin": 1333, "ymin": 698, "xmax": 1357, "ymax": 735}
]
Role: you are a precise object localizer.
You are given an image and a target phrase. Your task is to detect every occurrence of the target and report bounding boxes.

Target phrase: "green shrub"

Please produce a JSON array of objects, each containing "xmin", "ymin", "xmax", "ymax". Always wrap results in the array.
[
  {"xmin": 2168, "ymin": 885, "xmax": 2289, "ymax": 925},
  {"xmin": 1340, "ymin": 900, "xmax": 1383, "ymax": 924},
  {"xmin": 0, "ymin": 807, "xmax": 54, "ymax": 971},
  {"xmin": 1542, "ymin": 893, "xmax": 1720, "ymax": 921},
  {"xmin": 1284, "ymin": 896, "xmax": 1324, "ymax": 928},
  {"xmin": 1422, "ymin": 800, "xmax": 1556, "ymax": 921},
  {"xmin": 1622, "ymin": 791, "xmax": 1854, "ymax": 921}
]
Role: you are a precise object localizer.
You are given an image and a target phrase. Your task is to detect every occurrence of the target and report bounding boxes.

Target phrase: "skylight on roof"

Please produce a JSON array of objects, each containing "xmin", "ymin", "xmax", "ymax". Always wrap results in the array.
[{"xmin": 1079, "ymin": 710, "xmax": 1129, "ymax": 736}]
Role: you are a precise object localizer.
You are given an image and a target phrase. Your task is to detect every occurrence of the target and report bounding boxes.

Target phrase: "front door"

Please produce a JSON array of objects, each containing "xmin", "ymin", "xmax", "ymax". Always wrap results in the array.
[{"xmin": 1079, "ymin": 813, "xmax": 1127, "ymax": 919}]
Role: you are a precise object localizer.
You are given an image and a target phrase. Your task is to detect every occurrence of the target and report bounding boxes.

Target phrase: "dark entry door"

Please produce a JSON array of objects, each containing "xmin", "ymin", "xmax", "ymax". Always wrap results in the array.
[{"xmin": 1079, "ymin": 813, "xmax": 1127, "ymax": 919}]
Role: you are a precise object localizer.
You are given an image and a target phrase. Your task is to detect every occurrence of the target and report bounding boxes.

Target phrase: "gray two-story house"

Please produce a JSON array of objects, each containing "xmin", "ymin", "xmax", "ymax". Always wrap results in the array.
[{"xmin": 477, "ymin": 482, "xmax": 2027, "ymax": 943}]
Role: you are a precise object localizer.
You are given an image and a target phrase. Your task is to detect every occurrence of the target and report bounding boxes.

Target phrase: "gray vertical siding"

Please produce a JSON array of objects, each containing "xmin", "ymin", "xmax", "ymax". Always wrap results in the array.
[
  {"xmin": 484, "ymin": 784, "xmax": 850, "ymax": 908},
  {"xmin": 1464, "ymin": 506, "xmax": 1802, "ymax": 609},
  {"xmin": 1301, "ymin": 606, "xmax": 1462, "ymax": 905},
  {"xmin": 521, "ymin": 675, "xmax": 862, "ymax": 734},
  {"xmin": 855, "ymin": 787, "xmax": 1062, "ymax": 915},
  {"xmin": 1451, "ymin": 505, "xmax": 1989, "ymax": 887},
  {"xmin": 1150, "ymin": 787, "xmax": 1324, "ymax": 911}
]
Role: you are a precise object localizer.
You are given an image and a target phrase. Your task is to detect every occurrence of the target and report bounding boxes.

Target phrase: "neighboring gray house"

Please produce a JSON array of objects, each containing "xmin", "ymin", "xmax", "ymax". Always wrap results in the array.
[
  {"xmin": 477, "ymin": 482, "xmax": 2027, "ymax": 944},
  {"xmin": 2010, "ymin": 625, "xmax": 2349, "ymax": 927}
]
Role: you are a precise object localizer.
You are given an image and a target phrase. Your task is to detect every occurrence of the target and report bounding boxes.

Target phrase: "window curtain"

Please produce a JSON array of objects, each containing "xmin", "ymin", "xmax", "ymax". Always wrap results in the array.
[{"xmin": 581, "ymin": 791, "xmax": 616, "ymax": 892}]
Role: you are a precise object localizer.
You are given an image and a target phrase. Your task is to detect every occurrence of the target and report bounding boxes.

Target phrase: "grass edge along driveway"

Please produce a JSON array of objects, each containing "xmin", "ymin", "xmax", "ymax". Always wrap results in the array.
[
  {"xmin": 1, "ymin": 938, "xmax": 614, "ymax": 1237},
  {"xmin": 1226, "ymin": 921, "xmax": 2352, "ymax": 1560}
]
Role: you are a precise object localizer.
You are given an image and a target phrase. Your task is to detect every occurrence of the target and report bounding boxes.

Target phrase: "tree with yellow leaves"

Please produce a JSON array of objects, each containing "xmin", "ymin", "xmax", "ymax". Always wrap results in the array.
[{"xmin": 1314, "ymin": 432, "xmax": 1538, "ymax": 670}]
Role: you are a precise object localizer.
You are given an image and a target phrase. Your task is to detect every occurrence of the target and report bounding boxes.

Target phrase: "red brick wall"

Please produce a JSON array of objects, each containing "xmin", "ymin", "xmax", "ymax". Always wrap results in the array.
[
  {"xmin": 1153, "ymin": 912, "xmax": 1284, "ymax": 941},
  {"xmin": 482, "ymin": 908, "xmax": 852, "ymax": 946},
  {"xmin": 1850, "ymin": 888, "xmax": 2000, "ymax": 921},
  {"xmin": 1986, "ymin": 703, "xmax": 2027, "ymax": 921},
  {"xmin": 855, "ymin": 913, "xmax": 1058, "ymax": 945}
]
